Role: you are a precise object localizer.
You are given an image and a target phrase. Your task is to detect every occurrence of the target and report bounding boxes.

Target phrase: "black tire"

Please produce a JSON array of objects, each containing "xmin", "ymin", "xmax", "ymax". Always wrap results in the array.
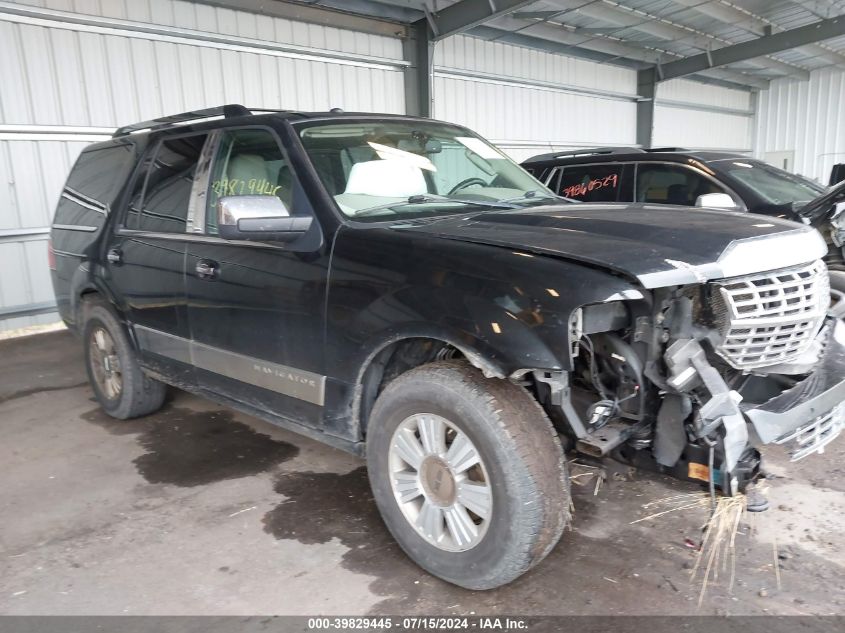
[
  {"xmin": 830, "ymin": 270, "xmax": 845, "ymax": 294},
  {"xmin": 82, "ymin": 299, "xmax": 167, "ymax": 419},
  {"xmin": 831, "ymin": 271, "xmax": 845, "ymax": 318},
  {"xmin": 366, "ymin": 360, "xmax": 570, "ymax": 590}
]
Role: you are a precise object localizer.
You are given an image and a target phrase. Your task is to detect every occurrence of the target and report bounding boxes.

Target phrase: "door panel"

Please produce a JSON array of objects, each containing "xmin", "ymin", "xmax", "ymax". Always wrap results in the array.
[
  {"xmin": 185, "ymin": 127, "xmax": 328, "ymax": 430},
  {"xmin": 106, "ymin": 133, "xmax": 208, "ymax": 383}
]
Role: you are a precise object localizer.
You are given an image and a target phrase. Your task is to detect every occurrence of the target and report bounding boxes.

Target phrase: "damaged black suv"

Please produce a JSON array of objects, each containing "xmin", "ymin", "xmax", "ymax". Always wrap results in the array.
[{"xmin": 50, "ymin": 105, "xmax": 845, "ymax": 590}]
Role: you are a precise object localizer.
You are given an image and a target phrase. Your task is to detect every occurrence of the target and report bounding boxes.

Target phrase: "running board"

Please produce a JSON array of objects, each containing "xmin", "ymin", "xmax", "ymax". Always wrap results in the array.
[{"xmin": 576, "ymin": 422, "xmax": 633, "ymax": 458}]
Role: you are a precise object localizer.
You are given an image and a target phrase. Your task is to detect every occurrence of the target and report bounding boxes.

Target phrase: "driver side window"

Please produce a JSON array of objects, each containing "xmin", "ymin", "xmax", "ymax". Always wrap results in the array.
[
  {"xmin": 635, "ymin": 164, "xmax": 726, "ymax": 206},
  {"xmin": 206, "ymin": 128, "xmax": 294, "ymax": 235}
]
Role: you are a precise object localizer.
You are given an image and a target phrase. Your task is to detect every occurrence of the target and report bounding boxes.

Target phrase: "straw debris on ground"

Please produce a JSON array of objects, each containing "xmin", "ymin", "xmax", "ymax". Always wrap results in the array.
[{"xmin": 629, "ymin": 488, "xmax": 777, "ymax": 607}]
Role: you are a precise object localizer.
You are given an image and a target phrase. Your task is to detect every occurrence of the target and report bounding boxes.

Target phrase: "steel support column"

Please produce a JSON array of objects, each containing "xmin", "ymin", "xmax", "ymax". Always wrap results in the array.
[
  {"xmin": 403, "ymin": 19, "xmax": 435, "ymax": 117},
  {"xmin": 636, "ymin": 68, "xmax": 657, "ymax": 148}
]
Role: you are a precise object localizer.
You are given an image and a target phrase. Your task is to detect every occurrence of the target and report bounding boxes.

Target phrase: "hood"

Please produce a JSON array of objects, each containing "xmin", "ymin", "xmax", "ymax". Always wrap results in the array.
[
  {"xmin": 396, "ymin": 203, "xmax": 828, "ymax": 288},
  {"xmin": 797, "ymin": 181, "xmax": 845, "ymax": 224}
]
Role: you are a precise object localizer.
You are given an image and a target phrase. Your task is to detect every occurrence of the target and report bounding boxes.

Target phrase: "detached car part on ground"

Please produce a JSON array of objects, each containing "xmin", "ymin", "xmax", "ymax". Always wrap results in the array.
[{"xmin": 50, "ymin": 106, "xmax": 845, "ymax": 590}]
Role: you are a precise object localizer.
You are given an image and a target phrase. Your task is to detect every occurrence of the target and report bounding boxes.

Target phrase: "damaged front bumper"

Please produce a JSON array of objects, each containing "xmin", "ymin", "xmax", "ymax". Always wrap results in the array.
[
  {"xmin": 665, "ymin": 318, "xmax": 845, "ymax": 480},
  {"xmin": 745, "ymin": 318, "xmax": 845, "ymax": 460}
]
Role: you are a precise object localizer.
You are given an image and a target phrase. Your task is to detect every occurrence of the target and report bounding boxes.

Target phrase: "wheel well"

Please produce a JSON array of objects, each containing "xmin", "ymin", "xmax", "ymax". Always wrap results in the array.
[
  {"xmin": 359, "ymin": 338, "xmax": 462, "ymax": 436},
  {"xmin": 79, "ymin": 289, "xmax": 101, "ymax": 301},
  {"xmin": 75, "ymin": 289, "xmax": 103, "ymax": 324}
]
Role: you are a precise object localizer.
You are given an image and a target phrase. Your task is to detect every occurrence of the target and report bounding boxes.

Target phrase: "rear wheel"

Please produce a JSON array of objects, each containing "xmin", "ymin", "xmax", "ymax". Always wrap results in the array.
[
  {"xmin": 82, "ymin": 300, "xmax": 166, "ymax": 419},
  {"xmin": 366, "ymin": 360, "xmax": 569, "ymax": 590}
]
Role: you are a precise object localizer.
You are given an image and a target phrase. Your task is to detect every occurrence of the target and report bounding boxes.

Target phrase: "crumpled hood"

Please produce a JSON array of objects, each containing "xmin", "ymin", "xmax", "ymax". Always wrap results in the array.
[
  {"xmin": 796, "ymin": 182, "xmax": 845, "ymax": 225},
  {"xmin": 396, "ymin": 203, "xmax": 828, "ymax": 288}
]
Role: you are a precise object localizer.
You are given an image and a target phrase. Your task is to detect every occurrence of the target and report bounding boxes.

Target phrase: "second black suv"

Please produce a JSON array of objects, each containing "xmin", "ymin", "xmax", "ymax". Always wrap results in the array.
[
  {"xmin": 521, "ymin": 147, "xmax": 825, "ymax": 214},
  {"xmin": 522, "ymin": 148, "xmax": 845, "ymax": 291},
  {"xmin": 51, "ymin": 107, "xmax": 845, "ymax": 589}
]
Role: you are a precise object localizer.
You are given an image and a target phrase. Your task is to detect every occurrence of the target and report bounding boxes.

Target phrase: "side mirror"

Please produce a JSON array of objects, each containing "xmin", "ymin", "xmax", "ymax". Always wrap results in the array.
[
  {"xmin": 695, "ymin": 192, "xmax": 737, "ymax": 209},
  {"xmin": 218, "ymin": 195, "xmax": 312, "ymax": 242}
]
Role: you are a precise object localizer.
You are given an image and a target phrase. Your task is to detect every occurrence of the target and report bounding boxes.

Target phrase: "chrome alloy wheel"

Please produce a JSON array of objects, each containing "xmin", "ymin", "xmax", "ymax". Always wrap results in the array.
[
  {"xmin": 388, "ymin": 414, "xmax": 493, "ymax": 552},
  {"xmin": 89, "ymin": 326, "xmax": 122, "ymax": 400}
]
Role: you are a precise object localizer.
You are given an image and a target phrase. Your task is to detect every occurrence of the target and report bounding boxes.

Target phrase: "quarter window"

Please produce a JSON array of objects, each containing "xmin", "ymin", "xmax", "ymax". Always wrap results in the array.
[
  {"xmin": 126, "ymin": 134, "xmax": 208, "ymax": 232},
  {"xmin": 66, "ymin": 143, "xmax": 135, "ymax": 203},
  {"xmin": 55, "ymin": 143, "xmax": 136, "ymax": 229},
  {"xmin": 636, "ymin": 164, "xmax": 726, "ymax": 206},
  {"xmin": 556, "ymin": 165, "xmax": 622, "ymax": 202},
  {"xmin": 206, "ymin": 128, "xmax": 293, "ymax": 235}
]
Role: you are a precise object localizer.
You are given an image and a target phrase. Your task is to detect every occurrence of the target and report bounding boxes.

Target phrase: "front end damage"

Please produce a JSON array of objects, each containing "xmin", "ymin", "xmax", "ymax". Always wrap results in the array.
[{"xmin": 536, "ymin": 258, "xmax": 845, "ymax": 498}]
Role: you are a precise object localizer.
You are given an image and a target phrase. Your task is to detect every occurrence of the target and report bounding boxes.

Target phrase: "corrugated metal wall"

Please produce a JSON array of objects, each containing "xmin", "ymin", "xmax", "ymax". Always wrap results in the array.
[
  {"xmin": 653, "ymin": 79, "xmax": 754, "ymax": 153},
  {"xmin": 431, "ymin": 39, "xmax": 754, "ymax": 160},
  {"xmin": 0, "ymin": 0, "xmax": 760, "ymax": 331},
  {"xmin": 0, "ymin": 0, "xmax": 407, "ymax": 331},
  {"xmin": 755, "ymin": 68, "xmax": 845, "ymax": 183},
  {"xmin": 433, "ymin": 35, "xmax": 639, "ymax": 162}
]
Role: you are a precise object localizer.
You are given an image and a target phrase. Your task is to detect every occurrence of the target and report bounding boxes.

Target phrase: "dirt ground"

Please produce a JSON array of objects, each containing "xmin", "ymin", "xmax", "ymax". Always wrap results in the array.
[{"xmin": 1, "ymin": 330, "xmax": 844, "ymax": 616}]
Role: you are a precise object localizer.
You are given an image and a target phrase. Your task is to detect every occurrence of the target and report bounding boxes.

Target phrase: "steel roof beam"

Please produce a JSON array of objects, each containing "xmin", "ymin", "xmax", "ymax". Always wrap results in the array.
[
  {"xmin": 671, "ymin": 0, "xmax": 845, "ymax": 69},
  {"xmin": 540, "ymin": 0, "xmax": 808, "ymax": 79},
  {"xmin": 658, "ymin": 14, "xmax": 845, "ymax": 81},
  {"xmin": 425, "ymin": 0, "xmax": 537, "ymax": 41},
  {"xmin": 489, "ymin": 14, "xmax": 769, "ymax": 89}
]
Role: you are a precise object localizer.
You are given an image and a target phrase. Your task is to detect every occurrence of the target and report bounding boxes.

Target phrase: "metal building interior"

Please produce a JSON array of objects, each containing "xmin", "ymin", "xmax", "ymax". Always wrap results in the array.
[
  {"xmin": 3, "ymin": 0, "xmax": 845, "ymax": 620},
  {"xmin": 3, "ymin": 0, "xmax": 845, "ymax": 331}
]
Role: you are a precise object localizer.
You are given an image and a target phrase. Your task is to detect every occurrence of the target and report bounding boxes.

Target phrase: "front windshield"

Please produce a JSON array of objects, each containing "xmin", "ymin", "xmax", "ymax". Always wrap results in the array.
[
  {"xmin": 719, "ymin": 160, "xmax": 824, "ymax": 206},
  {"xmin": 295, "ymin": 120, "xmax": 557, "ymax": 220}
]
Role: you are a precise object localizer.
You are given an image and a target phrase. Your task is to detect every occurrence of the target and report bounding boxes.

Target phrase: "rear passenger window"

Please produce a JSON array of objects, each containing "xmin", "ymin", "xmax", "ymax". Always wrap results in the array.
[
  {"xmin": 557, "ymin": 165, "xmax": 622, "ymax": 202},
  {"xmin": 126, "ymin": 134, "xmax": 208, "ymax": 233},
  {"xmin": 636, "ymin": 164, "xmax": 725, "ymax": 206}
]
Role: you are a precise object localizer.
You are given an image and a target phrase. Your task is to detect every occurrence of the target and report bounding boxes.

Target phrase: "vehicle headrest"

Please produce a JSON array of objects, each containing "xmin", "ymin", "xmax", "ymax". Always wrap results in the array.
[
  {"xmin": 666, "ymin": 183, "xmax": 689, "ymax": 205},
  {"xmin": 344, "ymin": 159, "xmax": 427, "ymax": 197},
  {"xmin": 227, "ymin": 154, "xmax": 270, "ymax": 184}
]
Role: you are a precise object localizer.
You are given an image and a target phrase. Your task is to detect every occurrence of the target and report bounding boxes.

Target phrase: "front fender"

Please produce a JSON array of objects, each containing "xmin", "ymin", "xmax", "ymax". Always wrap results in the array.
[{"xmin": 327, "ymin": 227, "xmax": 644, "ymax": 381}]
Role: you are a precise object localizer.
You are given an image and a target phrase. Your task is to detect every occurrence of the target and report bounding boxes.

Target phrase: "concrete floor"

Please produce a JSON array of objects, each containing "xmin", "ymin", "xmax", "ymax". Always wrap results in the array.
[{"xmin": 1, "ymin": 331, "xmax": 844, "ymax": 616}]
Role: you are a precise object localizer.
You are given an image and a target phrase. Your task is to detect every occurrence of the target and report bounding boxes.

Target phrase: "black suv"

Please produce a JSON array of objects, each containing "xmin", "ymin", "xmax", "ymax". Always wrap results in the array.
[
  {"xmin": 521, "ymin": 146, "xmax": 825, "ymax": 214},
  {"xmin": 51, "ymin": 107, "xmax": 845, "ymax": 590},
  {"xmin": 522, "ymin": 148, "xmax": 845, "ymax": 291}
]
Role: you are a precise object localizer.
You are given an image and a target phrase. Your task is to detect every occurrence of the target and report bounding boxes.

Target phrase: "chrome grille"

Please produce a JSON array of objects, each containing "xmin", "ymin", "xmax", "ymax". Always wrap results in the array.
[
  {"xmin": 774, "ymin": 403, "xmax": 845, "ymax": 461},
  {"xmin": 712, "ymin": 260, "xmax": 829, "ymax": 369}
]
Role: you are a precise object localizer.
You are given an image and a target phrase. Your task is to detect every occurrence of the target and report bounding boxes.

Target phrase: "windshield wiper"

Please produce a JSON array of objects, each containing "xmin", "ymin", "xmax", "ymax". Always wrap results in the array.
[
  {"xmin": 352, "ymin": 194, "xmax": 517, "ymax": 218},
  {"xmin": 495, "ymin": 191, "xmax": 573, "ymax": 205}
]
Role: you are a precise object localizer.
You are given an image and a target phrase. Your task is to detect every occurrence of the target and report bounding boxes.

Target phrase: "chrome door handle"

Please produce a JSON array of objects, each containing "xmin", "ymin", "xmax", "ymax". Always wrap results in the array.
[
  {"xmin": 195, "ymin": 259, "xmax": 219, "ymax": 279},
  {"xmin": 106, "ymin": 248, "xmax": 122, "ymax": 265}
]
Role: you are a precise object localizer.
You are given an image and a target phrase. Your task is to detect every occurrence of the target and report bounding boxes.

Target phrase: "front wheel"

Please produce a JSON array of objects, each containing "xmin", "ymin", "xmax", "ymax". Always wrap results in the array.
[{"xmin": 366, "ymin": 360, "xmax": 570, "ymax": 590}]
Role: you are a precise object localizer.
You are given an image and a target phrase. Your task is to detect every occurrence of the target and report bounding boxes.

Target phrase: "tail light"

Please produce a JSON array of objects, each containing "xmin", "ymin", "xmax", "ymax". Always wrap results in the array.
[{"xmin": 47, "ymin": 238, "xmax": 56, "ymax": 270}]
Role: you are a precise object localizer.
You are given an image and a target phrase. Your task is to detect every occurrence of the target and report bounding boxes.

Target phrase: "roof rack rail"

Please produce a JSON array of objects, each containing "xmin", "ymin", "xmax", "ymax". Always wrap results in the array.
[
  {"xmin": 524, "ymin": 146, "xmax": 645, "ymax": 162},
  {"xmin": 113, "ymin": 104, "xmax": 254, "ymax": 137},
  {"xmin": 645, "ymin": 147, "xmax": 691, "ymax": 152}
]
